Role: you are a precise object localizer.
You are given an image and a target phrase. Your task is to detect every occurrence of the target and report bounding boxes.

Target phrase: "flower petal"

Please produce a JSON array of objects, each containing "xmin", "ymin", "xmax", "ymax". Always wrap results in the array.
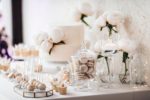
[
  {"xmin": 106, "ymin": 11, "xmax": 124, "ymax": 25},
  {"xmin": 40, "ymin": 39, "xmax": 53, "ymax": 52},
  {"xmin": 35, "ymin": 33, "xmax": 49, "ymax": 46},
  {"xmin": 78, "ymin": 2, "xmax": 94, "ymax": 16},
  {"xmin": 50, "ymin": 28, "xmax": 65, "ymax": 43},
  {"xmin": 94, "ymin": 16, "xmax": 106, "ymax": 28}
]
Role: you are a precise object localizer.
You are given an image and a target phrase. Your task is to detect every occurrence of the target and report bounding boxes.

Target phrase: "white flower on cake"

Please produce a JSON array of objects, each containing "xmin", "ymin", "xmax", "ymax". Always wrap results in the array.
[
  {"xmin": 40, "ymin": 39, "xmax": 53, "ymax": 53},
  {"xmin": 94, "ymin": 11, "xmax": 124, "ymax": 37},
  {"xmin": 73, "ymin": 2, "xmax": 94, "ymax": 27},
  {"xmin": 50, "ymin": 28, "xmax": 65, "ymax": 43},
  {"xmin": 35, "ymin": 28, "xmax": 65, "ymax": 55},
  {"xmin": 35, "ymin": 33, "xmax": 49, "ymax": 46}
]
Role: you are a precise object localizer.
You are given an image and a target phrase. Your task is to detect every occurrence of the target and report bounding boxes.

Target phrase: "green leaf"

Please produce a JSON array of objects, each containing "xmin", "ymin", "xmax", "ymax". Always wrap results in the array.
[
  {"xmin": 81, "ymin": 14, "xmax": 91, "ymax": 28},
  {"xmin": 97, "ymin": 54, "xmax": 103, "ymax": 59},
  {"xmin": 49, "ymin": 41, "xmax": 65, "ymax": 54}
]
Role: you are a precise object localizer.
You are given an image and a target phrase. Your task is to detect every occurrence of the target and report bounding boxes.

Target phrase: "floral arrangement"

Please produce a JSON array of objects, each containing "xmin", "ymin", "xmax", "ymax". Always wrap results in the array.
[
  {"xmin": 94, "ymin": 11, "xmax": 124, "ymax": 37},
  {"xmin": 35, "ymin": 28, "xmax": 65, "ymax": 54},
  {"xmin": 73, "ymin": 2, "xmax": 94, "ymax": 28}
]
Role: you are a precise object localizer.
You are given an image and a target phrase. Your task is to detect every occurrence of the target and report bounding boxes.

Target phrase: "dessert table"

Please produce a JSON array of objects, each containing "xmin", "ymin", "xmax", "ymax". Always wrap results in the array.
[{"xmin": 0, "ymin": 75, "xmax": 150, "ymax": 100}]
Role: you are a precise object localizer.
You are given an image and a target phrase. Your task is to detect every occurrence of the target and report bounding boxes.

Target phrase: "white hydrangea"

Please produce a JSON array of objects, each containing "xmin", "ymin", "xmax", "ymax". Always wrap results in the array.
[
  {"xmin": 78, "ymin": 2, "xmax": 94, "ymax": 16},
  {"xmin": 40, "ymin": 39, "xmax": 53, "ymax": 53},
  {"xmin": 50, "ymin": 28, "xmax": 65, "ymax": 43},
  {"xmin": 35, "ymin": 33, "xmax": 49, "ymax": 46}
]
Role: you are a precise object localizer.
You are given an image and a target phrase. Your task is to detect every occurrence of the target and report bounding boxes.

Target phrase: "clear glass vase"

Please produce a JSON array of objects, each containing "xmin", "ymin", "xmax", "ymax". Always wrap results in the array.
[
  {"xmin": 129, "ymin": 53, "xmax": 145, "ymax": 87},
  {"xmin": 119, "ymin": 58, "xmax": 131, "ymax": 84},
  {"xmin": 96, "ymin": 55, "xmax": 112, "ymax": 88}
]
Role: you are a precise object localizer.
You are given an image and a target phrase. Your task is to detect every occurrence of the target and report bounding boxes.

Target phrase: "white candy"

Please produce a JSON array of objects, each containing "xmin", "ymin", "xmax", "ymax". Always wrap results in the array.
[
  {"xmin": 40, "ymin": 39, "xmax": 53, "ymax": 52},
  {"xmin": 78, "ymin": 2, "xmax": 94, "ymax": 16},
  {"xmin": 50, "ymin": 28, "xmax": 65, "ymax": 43},
  {"xmin": 35, "ymin": 33, "xmax": 49, "ymax": 46}
]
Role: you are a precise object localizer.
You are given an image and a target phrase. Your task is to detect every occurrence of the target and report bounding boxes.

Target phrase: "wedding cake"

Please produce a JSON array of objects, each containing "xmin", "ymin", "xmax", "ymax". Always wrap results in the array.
[{"xmin": 39, "ymin": 24, "xmax": 84, "ymax": 62}]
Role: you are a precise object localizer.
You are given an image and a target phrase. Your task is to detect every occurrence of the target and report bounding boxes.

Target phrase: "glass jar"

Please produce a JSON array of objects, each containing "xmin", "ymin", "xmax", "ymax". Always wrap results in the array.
[{"xmin": 70, "ymin": 49, "xmax": 96, "ymax": 91}]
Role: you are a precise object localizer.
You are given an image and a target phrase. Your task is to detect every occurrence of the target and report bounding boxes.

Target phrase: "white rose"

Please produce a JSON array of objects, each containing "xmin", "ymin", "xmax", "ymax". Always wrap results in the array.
[
  {"xmin": 94, "ymin": 16, "xmax": 106, "ymax": 28},
  {"xmin": 73, "ymin": 9, "xmax": 82, "ymax": 22},
  {"xmin": 106, "ymin": 11, "xmax": 124, "ymax": 25},
  {"xmin": 35, "ymin": 33, "xmax": 49, "ymax": 46},
  {"xmin": 78, "ymin": 2, "xmax": 94, "ymax": 16},
  {"xmin": 40, "ymin": 39, "xmax": 53, "ymax": 53},
  {"xmin": 102, "ymin": 42, "xmax": 118, "ymax": 51},
  {"xmin": 117, "ymin": 38, "xmax": 137, "ymax": 53},
  {"xmin": 94, "ymin": 41, "xmax": 102, "ymax": 52},
  {"xmin": 50, "ymin": 28, "xmax": 65, "ymax": 43}
]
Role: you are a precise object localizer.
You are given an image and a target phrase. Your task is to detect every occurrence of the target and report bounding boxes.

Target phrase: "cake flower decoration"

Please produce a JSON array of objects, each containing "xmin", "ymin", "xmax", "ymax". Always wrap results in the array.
[
  {"xmin": 35, "ymin": 28, "xmax": 65, "ymax": 54},
  {"xmin": 73, "ymin": 2, "xmax": 94, "ymax": 27}
]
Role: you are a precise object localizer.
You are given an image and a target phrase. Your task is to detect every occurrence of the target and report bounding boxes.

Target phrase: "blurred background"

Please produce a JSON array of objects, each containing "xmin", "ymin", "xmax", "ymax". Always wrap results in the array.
[{"xmin": 1, "ymin": 0, "xmax": 150, "ymax": 48}]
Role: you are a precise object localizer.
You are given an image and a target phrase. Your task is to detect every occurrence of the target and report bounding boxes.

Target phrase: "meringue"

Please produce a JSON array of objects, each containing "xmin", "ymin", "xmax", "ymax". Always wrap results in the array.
[{"xmin": 50, "ymin": 28, "xmax": 65, "ymax": 43}]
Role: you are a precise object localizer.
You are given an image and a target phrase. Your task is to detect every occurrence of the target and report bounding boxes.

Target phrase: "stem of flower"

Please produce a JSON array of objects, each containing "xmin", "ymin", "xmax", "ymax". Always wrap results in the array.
[
  {"xmin": 49, "ymin": 41, "xmax": 65, "ymax": 54},
  {"xmin": 104, "ymin": 57, "xmax": 110, "ymax": 75},
  {"xmin": 120, "ymin": 52, "xmax": 129, "ymax": 83},
  {"xmin": 81, "ymin": 14, "xmax": 91, "ymax": 28}
]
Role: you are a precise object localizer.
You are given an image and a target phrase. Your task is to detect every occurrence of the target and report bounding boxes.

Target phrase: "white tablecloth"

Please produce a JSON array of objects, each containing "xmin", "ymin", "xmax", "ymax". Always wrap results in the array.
[{"xmin": 0, "ymin": 75, "xmax": 150, "ymax": 100}]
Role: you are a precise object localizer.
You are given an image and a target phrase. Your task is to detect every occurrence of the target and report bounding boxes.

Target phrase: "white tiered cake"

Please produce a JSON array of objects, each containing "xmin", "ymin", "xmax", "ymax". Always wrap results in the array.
[{"xmin": 40, "ymin": 24, "xmax": 84, "ymax": 62}]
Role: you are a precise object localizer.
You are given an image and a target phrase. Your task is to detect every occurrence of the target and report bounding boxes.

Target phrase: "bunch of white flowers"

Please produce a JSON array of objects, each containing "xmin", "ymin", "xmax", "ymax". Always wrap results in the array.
[
  {"xmin": 94, "ymin": 11, "xmax": 124, "ymax": 37},
  {"xmin": 35, "ymin": 28, "xmax": 65, "ymax": 54},
  {"xmin": 73, "ymin": 2, "xmax": 94, "ymax": 27}
]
